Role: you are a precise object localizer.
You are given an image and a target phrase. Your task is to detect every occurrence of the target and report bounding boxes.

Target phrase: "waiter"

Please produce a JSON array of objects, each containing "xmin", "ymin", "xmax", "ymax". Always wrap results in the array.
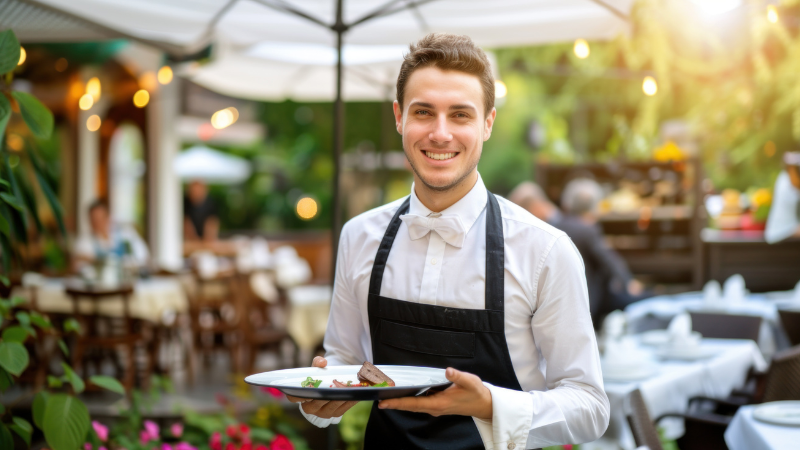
[{"xmin": 288, "ymin": 33, "xmax": 609, "ymax": 450}]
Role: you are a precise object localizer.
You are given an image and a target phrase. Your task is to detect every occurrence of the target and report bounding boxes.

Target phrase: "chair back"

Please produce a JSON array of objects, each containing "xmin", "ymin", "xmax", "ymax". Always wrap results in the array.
[
  {"xmin": 626, "ymin": 389, "xmax": 664, "ymax": 450},
  {"xmin": 779, "ymin": 309, "xmax": 800, "ymax": 347},
  {"xmin": 762, "ymin": 345, "xmax": 800, "ymax": 403},
  {"xmin": 689, "ymin": 312, "xmax": 761, "ymax": 341}
]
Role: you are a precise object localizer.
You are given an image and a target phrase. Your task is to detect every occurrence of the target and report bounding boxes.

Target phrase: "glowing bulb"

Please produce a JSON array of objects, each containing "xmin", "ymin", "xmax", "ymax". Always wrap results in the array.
[
  {"xmin": 86, "ymin": 77, "xmax": 101, "ymax": 101},
  {"xmin": 79, "ymin": 94, "xmax": 94, "ymax": 110},
  {"xmin": 573, "ymin": 39, "xmax": 590, "ymax": 59},
  {"xmin": 296, "ymin": 197, "xmax": 319, "ymax": 220},
  {"xmin": 157, "ymin": 66, "xmax": 173, "ymax": 85},
  {"xmin": 18, "ymin": 47, "xmax": 26, "ymax": 65},
  {"xmin": 211, "ymin": 109, "xmax": 235, "ymax": 129},
  {"xmin": 494, "ymin": 80, "xmax": 507, "ymax": 99},
  {"xmin": 133, "ymin": 89, "xmax": 150, "ymax": 108},
  {"xmin": 7, "ymin": 134, "xmax": 24, "ymax": 151},
  {"xmin": 139, "ymin": 71, "xmax": 157, "ymax": 92},
  {"xmin": 87, "ymin": 115, "xmax": 101, "ymax": 132},
  {"xmin": 767, "ymin": 5, "xmax": 779, "ymax": 23},
  {"xmin": 226, "ymin": 107, "xmax": 239, "ymax": 122},
  {"xmin": 642, "ymin": 76, "xmax": 658, "ymax": 96}
]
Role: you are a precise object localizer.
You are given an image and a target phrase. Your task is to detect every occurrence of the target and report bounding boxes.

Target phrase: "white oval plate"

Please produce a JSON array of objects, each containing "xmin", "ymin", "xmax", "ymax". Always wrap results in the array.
[
  {"xmin": 245, "ymin": 365, "xmax": 452, "ymax": 400},
  {"xmin": 753, "ymin": 401, "xmax": 800, "ymax": 426},
  {"xmin": 655, "ymin": 346, "xmax": 716, "ymax": 361}
]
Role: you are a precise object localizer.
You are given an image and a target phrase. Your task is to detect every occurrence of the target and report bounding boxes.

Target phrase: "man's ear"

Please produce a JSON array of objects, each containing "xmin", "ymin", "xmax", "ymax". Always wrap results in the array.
[
  {"xmin": 393, "ymin": 100, "xmax": 403, "ymax": 135},
  {"xmin": 483, "ymin": 107, "xmax": 497, "ymax": 141}
]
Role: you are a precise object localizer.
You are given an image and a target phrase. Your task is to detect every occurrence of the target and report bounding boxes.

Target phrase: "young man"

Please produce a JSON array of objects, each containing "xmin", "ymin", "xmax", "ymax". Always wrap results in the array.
[{"xmin": 289, "ymin": 33, "xmax": 609, "ymax": 449}]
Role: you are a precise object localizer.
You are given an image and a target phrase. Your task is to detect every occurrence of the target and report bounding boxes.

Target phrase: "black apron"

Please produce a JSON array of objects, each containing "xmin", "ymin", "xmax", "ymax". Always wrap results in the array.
[{"xmin": 364, "ymin": 191, "xmax": 525, "ymax": 450}]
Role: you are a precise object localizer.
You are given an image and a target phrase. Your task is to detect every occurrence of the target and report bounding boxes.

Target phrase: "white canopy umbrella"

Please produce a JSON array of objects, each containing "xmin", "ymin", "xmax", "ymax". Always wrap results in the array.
[{"xmin": 173, "ymin": 145, "xmax": 252, "ymax": 184}]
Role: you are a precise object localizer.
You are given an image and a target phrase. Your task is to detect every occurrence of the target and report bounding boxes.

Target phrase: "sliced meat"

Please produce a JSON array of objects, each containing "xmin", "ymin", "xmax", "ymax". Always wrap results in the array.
[
  {"xmin": 331, "ymin": 379, "xmax": 349, "ymax": 388},
  {"xmin": 357, "ymin": 361, "xmax": 396, "ymax": 386}
]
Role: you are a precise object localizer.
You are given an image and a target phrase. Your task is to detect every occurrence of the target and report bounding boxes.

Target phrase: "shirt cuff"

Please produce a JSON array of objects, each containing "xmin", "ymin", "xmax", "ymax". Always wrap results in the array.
[
  {"xmin": 477, "ymin": 382, "xmax": 533, "ymax": 450},
  {"xmin": 298, "ymin": 403, "xmax": 343, "ymax": 428}
]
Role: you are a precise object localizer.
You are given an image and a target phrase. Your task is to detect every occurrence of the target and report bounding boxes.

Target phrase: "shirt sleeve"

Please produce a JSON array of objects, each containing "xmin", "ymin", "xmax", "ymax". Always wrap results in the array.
[
  {"xmin": 475, "ymin": 235, "xmax": 610, "ymax": 449},
  {"xmin": 299, "ymin": 220, "xmax": 369, "ymax": 428},
  {"xmin": 765, "ymin": 171, "xmax": 800, "ymax": 244}
]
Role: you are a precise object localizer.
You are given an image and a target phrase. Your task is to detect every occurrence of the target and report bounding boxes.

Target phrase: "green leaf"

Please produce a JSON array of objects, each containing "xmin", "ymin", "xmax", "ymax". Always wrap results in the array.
[
  {"xmin": 33, "ymin": 391, "xmax": 50, "ymax": 428},
  {"xmin": 0, "ymin": 341, "xmax": 29, "ymax": 376},
  {"xmin": 2, "ymin": 326, "xmax": 30, "ymax": 343},
  {"xmin": 0, "ymin": 209, "xmax": 7, "ymax": 238},
  {"xmin": 11, "ymin": 417, "xmax": 32, "ymax": 446},
  {"xmin": 0, "ymin": 403, "xmax": 4, "ymax": 414},
  {"xmin": 18, "ymin": 176, "xmax": 43, "ymax": 232},
  {"xmin": 0, "ymin": 275, "xmax": 7, "ymax": 287},
  {"xmin": 61, "ymin": 362, "xmax": 85, "ymax": 394},
  {"xmin": 89, "ymin": 375, "xmax": 125, "ymax": 395},
  {"xmin": 0, "ymin": 367, "xmax": 12, "ymax": 391},
  {"xmin": 27, "ymin": 149, "xmax": 66, "ymax": 237},
  {"xmin": 22, "ymin": 325, "xmax": 37, "ymax": 339},
  {"xmin": 0, "ymin": 29, "xmax": 21, "ymax": 75},
  {"xmin": 43, "ymin": 394, "xmax": 90, "ymax": 450},
  {"xmin": 0, "ymin": 94, "xmax": 10, "ymax": 143},
  {"xmin": 57, "ymin": 339, "xmax": 69, "ymax": 357},
  {"xmin": 9, "ymin": 297, "xmax": 25, "ymax": 308},
  {"xmin": 2, "ymin": 155, "xmax": 27, "ymax": 239},
  {"xmin": 15, "ymin": 311, "xmax": 30, "ymax": 326},
  {"xmin": 12, "ymin": 92, "xmax": 54, "ymax": 140},
  {"xmin": 47, "ymin": 375, "xmax": 63, "ymax": 389},
  {"xmin": 0, "ymin": 423, "xmax": 13, "ymax": 450},
  {"xmin": 0, "ymin": 192, "xmax": 23, "ymax": 211},
  {"xmin": 30, "ymin": 311, "xmax": 52, "ymax": 329},
  {"xmin": 0, "ymin": 233, "xmax": 11, "ymax": 275},
  {"xmin": 63, "ymin": 318, "xmax": 82, "ymax": 335},
  {"xmin": 0, "ymin": 178, "xmax": 8, "ymax": 188}
]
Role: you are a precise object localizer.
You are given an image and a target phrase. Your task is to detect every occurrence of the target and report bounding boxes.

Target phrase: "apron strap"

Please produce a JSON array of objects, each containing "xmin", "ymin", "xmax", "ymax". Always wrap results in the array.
[
  {"xmin": 484, "ymin": 191, "xmax": 504, "ymax": 311},
  {"xmin": 368, "ymin": 196, "xmax": 411, "ymax": 296}
]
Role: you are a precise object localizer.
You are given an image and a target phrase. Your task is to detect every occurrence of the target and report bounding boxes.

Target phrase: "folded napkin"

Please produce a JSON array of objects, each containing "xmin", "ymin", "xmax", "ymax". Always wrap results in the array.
[
  {"xmin": 667, "ymin": 312, "xmax": 699, "ymax": 348},
  {"xmin": 702, "ymin": 279, "xmax": 722, "ymax": 307},
  {"xmin": 602, "ymin": 310, "xmax": 627, "ymax": 340},
  {"xmin": 723, "ymin": 273, "xmax": 746, "ymax": 304}
]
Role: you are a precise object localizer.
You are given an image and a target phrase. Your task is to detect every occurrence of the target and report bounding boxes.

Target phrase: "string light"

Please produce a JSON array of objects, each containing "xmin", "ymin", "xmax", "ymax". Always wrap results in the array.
[
  {"xmin": 642, "ymin": 76, "xmax": 658, "ymax": 96},
  {"xmin": 86, "ymin": 77, "xmax": 101, "ymax": 101},
  {"xmin": 133, "ymin": 90, "xmax": 150, "ymax": 108},
  {"xmin": 79, "ymin": 94, "xmax": 94, "ymax": 110},
  {"xmin": 494, "ymin": 80, "xmax": 507, "ymax": 99},
  {"xmin": 157, "ymin": 66, "xmax": 173, "ymax": 85},
  {"xmin": 767, "ymin": 5, "xmax": 779, "ymax": 23},
  {"xmin": 87, "ymin": 115, "xmax": 101, "ymax": 132},
  {"xmin": 139, "ymin": 71, "xmax": 157, "ymax": 92},
  {"xmin": 18, "ymin": 47, "xmax": 26, "ymax": 65},
  {"xmin": 573, "ymin": 39, "xmax": 590, "ymax": 59},
  {"xmin": 296, "ymin": 197, "xmax": 319, "ymax": 220},
  {"xmin": 211, "ymin": 108, "xmax": 239, "ymax": 129}
]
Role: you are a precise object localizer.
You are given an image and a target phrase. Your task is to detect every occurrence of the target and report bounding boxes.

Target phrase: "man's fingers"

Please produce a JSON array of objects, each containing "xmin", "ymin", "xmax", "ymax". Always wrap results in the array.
[
  {"xmin": 312, "ymin": 356, "xmax": 328, "ymax": 368},
  {"xmin": 286, "ymin": 394, "xmax": 313, "ymax": 404},
  {"xmin": 445, "ymin": 367, "xmax": 482, "ymax": 391},
  {"xmin": 332, "ymin": 400, "xmax": 359, "ymax": 417},
  {"xmin": 301, "ymin": 400, "xmax": 330, "ymax": 415},
  {"xmin": 380, "ymin": 395, "xmax": 443, "ymax": 415}
]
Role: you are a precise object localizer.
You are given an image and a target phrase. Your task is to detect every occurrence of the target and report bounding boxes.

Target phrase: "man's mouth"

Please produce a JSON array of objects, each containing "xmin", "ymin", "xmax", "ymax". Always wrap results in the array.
[{"xmin": 423, "ymin": 151, "xmax": 458, "ymax": 161}]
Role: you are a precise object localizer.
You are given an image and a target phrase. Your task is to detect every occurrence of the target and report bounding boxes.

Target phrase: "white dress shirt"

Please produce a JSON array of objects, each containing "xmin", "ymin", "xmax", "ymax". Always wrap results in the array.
[{"xmin": 302, "ymin": 173, "xmax": 610, "ymax": 449}]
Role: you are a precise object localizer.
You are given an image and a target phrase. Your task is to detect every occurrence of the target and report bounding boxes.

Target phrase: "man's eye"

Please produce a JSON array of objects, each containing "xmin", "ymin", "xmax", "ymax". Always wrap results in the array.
[{"xmin": 416, "ymin": 110, "xmax": 431, "ymax": 115}]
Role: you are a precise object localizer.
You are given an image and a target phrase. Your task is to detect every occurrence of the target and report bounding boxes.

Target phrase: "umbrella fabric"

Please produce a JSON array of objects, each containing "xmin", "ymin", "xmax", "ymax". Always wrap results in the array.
[{"xmin": 173, "ymin": 145, "xmax": 251, "ymax": 184}]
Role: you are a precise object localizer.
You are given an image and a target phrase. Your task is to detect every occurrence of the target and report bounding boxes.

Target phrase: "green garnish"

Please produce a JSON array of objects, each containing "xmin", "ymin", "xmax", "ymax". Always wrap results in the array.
[
  {"xmin": 301, "ymin": 377, "xmax": 322, "ymax": 388},
  {"xmin": 372, "ymin": 381, "xmax": 390, "ymax": 387}
]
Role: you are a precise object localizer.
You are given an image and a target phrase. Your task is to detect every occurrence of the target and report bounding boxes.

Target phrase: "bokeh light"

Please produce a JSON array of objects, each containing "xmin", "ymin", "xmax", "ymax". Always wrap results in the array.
[
  {"xmin": 642, "ymin": 76, "xmax": 658, "ymax": 96},
  {"xmin": 7, "ymin": 134, "xmax": 24, "ymax": 151},
  {"xmin": 495, "ymin": 80, "xmax": 507, "ymax": 99},
  {"xmin": 296, "ymin": 197, "xmax": 319, "ymax": 220},
  {"xmin": 211, "ymin": 108, "xmax": 236, "ymax": 129},
  {"xmin": 573, "ymin": 39, "xmax": 590, "ymax": 59},
  {"xmin": 79, "ymin": 94, "xmax": 94, "ymax": 110},
  {"xmin": 86, "ymin": 77, "xmax": 101, "ymax": 101},
  {"xmin": 158, "ymin": 66, "xmax": 173, "ymax": 85},
  {"xmin": 87, "ymin": 115, "xmax": 101, "ymax": 132},
  {"xmin": 133, "ymin": 90, "xmax": 150, "ymax": 108},
  {"xmin": 139, "ymin": 71, "xmax": 158, "ymax": 92},
  {"xmin": 767, "ymin": 5, "xmax": 779, "ymax": 23},
  {"xmin": 18, "ymin": 47, "xmax": 26, "ymax": 65}
]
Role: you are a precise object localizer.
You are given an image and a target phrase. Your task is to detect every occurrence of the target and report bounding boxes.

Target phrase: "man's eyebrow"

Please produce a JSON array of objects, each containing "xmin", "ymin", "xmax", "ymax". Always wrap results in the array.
[
  {"xmin": 409, "ymin": 101, "xmax": 435, "ymax": 109},
  {"xmin": 449, "ymin": 104, "xmax": 477, "ymax": 112}
]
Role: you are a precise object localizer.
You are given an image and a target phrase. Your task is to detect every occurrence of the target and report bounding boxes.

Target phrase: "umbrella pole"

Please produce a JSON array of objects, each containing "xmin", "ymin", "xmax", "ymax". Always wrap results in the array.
[{"xmin": 331, "ymin": 0, "xmax": 345, "ymax": 280}]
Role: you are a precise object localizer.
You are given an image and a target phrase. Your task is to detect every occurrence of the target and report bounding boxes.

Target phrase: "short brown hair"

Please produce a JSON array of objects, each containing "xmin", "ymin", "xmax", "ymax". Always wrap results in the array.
[{"xmin": 396, "ymin": 33, "xmax": 495, "ymax": 116}]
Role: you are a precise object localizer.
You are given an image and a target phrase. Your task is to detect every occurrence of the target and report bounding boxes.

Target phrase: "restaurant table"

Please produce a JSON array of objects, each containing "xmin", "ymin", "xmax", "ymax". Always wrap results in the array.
[
  {"xmin": 13, "ymin": 276, "xmax": 188, "ymax": 323},
  {"xmin": 603, "ymin": 338, "xmax": 767, "ymax": 450},
  {"xmin": 625, "ymin": 290, "xmax": 799, "ymax": 356},
  {"xmin": 285, "ymin": 285, "xmax": 332, "ymax": 352},
  {"xmin": 724, "ymin": 404, "xmax": 800, "ymax": 450}
]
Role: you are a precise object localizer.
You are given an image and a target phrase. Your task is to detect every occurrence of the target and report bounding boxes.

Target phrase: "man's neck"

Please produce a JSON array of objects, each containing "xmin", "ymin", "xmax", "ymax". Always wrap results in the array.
[{"xmin": 414, "ymin": 171, "xmax": 478, "ymax": 213}]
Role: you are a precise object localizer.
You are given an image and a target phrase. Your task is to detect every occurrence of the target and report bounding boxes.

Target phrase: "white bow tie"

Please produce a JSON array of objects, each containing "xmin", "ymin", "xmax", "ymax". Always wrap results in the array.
[{"xmin": 400, "ymin": 213, "xmax": 466, "ymax": 248}]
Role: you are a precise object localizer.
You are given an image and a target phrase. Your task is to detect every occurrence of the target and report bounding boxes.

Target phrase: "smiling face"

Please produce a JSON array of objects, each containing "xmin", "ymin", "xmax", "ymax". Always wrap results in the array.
[{"xmin": 394, "ymin": 66, "xmax": 496, "ymax": 194}]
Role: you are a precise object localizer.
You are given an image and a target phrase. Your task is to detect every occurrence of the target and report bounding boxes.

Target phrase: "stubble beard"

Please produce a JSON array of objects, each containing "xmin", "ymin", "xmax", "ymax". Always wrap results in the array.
[{"xmin": 404, "ymin": 146, "xmax": 480, "ymax": 193}]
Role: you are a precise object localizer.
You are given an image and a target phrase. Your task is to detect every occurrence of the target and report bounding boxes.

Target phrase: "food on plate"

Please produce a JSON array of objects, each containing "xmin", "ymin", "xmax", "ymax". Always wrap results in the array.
[
  {"xmin": 358, "ymin": 361, "xmax": 396, "ymax": 387},
  {"xmin": 301, "ymin": 377, "xmax": 322, "ymax": 388}
]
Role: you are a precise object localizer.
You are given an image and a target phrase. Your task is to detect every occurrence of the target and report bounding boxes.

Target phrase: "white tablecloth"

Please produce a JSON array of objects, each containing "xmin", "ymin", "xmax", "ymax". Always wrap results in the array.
[
  {"xmin": 725, "ymin": 405, "xmax": 800, "ymax": 450},
  {"xmin": 13, "ymin": 277, "xmax": 188, "ymax": 323},
  {"xmin": 604, "ymin": 338, "xmax": 767, "ymax": 449}
]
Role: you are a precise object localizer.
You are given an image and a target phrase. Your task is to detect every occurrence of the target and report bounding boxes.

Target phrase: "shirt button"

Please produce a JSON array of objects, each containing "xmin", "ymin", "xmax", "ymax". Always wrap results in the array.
[
  {"xmin": 507, "ymin": 443, "xmax": 516, "ymax": 450},
  {"xmin": 430, "ymin": 258, "xmax": 437, "ymax": 265}
]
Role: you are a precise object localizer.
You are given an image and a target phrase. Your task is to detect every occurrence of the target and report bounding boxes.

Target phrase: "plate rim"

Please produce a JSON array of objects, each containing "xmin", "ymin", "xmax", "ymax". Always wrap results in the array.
[
  {"xmin": 753, "ymin": 401, "xmax": 800, "ymax": 426},
  {"xmin": 244, "ymin": 364, "xmax": 450, "ymax": 391}
]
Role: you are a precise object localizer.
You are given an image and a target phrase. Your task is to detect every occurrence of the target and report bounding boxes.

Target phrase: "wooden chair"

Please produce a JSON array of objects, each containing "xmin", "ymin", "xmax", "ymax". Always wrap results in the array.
[
  {"xmin": 65, "ymin": 284, "xmax": 153, "ymax": 392},
  {"xmin": 779, "ymin": 309, "xmax": 800, "ymax": 347},
  {"xmin": 188, "ymin": 270, "xmax": 244, "ymax": 375},
  {"xmin": 689, "ymin": 312, "xmax": 762, "ymax": 342},
  {"xmin": 626, "ymin": 389, "xmax": 663, "ymax": 450}
]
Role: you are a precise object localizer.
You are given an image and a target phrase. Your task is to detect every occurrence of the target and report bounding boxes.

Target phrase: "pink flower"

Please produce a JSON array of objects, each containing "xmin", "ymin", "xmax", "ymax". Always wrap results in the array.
[
  {"xmin": 260, "ymin": 387, "xmax": 283, "ymax": 398},
  {"xmin": 171, "ymin": 423, "xmax": 183, "ymax": 438},
  {"xmin": 269, "ymin": 435, "xmax": 294, "ymax": 450},
  {"xmin": 144, "ymin": 420, "xmax": 160, "ymax": 439},
  {"xmin": 84, "ymin": 444, "xmax": 92, "ymax": 450},
  {"xmin": 99, "ymin": 447, "xmax": 107, "ymax": 450},
  {"xmin": 210, "ymin": 431, "xmax": 223, "ymax": 450},
  {"xmin": 175, "ymin": 443, "xmax": 198, "ymax": 450},
  {"xmin": 92, "ymin": 421, "xmax": 109, "ymax": 442},
  {"xmin": 140, "ymin": 431, "xmax": 153, "ymax": 445},
  {"xmin": 562, "ymin": 446, "xmax": 573, "ymax": 450},
  {"xmin": 255, "ymin": 445, "xmax": 269, "ymax": 450},
  {"xmin": 161, "ymin": 444, "xmax": 173, "ymax": 450},
  {"xmin": 239, "ymin": 424, "xmax": 250, "ymax": 437},
  {"xmin": 225, "ymin": 443, "xmax": 237, "ymax": 450}
]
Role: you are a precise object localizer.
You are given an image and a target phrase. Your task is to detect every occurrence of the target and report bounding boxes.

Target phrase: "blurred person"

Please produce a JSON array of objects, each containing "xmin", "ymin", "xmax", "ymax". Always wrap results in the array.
[
  {"xmin": 558, "ymin": 178, "xmax": 644, "ymax": 325},
  {"xmin": 508, "ymin": 180, "xmax": 562, "ymax": 226},
  {"xmin": 765, "ymin": 151, "xmax": 800, "ymax": 244},
  {"xmin": 73, "ymin": 199, "xmax": 149, "ymax": 268},
  {"xmin": 183, "ymin": 180, "xmax": 219, "ymax": 242}
]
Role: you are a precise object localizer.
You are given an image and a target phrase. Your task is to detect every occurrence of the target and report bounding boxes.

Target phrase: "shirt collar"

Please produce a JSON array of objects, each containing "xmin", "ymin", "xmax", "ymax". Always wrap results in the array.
[{"xmin": 408, "ymin": 172, "xmax": 488, "ymax": 235}]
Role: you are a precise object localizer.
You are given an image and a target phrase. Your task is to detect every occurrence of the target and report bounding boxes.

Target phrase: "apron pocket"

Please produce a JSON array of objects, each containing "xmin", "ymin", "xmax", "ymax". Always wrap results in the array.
[{"xmin": 380, "ymin": 320, "xmax": 476, "ymax": 358}]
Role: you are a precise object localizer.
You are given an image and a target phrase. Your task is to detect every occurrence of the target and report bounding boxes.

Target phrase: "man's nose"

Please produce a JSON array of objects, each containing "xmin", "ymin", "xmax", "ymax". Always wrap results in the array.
[{"xmin": 428, "ymin": 114, "xmax": 453, "ymax": 143}]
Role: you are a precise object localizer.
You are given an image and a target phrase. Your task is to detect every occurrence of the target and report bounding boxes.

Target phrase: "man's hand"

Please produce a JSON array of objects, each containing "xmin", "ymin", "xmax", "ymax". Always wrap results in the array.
[
  {"xmin": 286, "ymin": 356, "xmax": 359, "ymax": 419},
  {"xmin": 377, "ymin": 367, "xmax": 492, "ymax": 420}
]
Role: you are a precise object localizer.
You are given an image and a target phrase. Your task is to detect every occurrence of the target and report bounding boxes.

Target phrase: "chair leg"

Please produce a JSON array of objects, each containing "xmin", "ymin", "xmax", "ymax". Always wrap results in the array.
[{"xmin": 124, "ymin": 343, "xmax": 135, "ymax": 393}]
